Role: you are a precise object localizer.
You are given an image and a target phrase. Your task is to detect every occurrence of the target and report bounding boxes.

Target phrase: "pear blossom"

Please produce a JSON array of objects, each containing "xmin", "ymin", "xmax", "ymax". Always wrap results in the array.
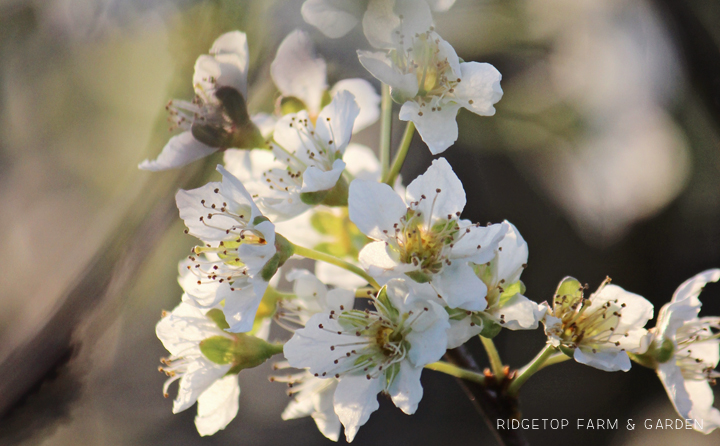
[
  {"xmin": 542, "ymin": 277, "xmax": 654, "ymax": 372},
  {"xmin": 446, "ymin": 222, "xmax": 544, "ymax": 348},
  {"xmin": 139, "ymin": 31, "xmax": 263, "ymax": 171},
  {"xmin": 176, "ymin": 165, "xmax": 279, "ymax": 332},
  {"xmin": 357, "ymin": 5, "xmax": 502, "ymax": 154},
  {"xmin": 272, "ymin": 269, "xmax": 355, "ymax": 441},
  {"xmin": 156, "ymin": 301, "xmax": 241, "ymax": 436},
  {"xmin": 301, "ymin": 0, "xmax": 456, "ymax": 40},
  {"xmin": 643, "ymin": 269, "xmax": 720, "ymax": 433},
  {"xmin": 284, "ymin": 278, "xmax": 449, "ymax": 442},
  {"xmin": 213, "ymin": 91, "xmax": 360, "ymax": 221},
  {"xmin": 349, "ymin": 157, "xmax": 507, "ymax": 311},
  {"xmin": 271, "ymin": 30, "xmax": 380, "ymax": 133}
]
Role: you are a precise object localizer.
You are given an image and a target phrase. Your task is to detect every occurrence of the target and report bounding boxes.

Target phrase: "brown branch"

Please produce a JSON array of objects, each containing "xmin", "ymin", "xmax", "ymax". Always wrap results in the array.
[{"xmin": 444, "ymin": 346, "xmax": 529, "ymax": 446}]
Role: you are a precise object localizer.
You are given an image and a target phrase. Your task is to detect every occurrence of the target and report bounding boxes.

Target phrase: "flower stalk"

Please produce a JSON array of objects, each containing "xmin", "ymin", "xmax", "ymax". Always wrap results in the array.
[
  {"xmin": 383, "ymin": 121, "xmax": 415, "ymax": 185},
  {"xmin": 291, "ymin": 243, "xmax": 381, "ymax": 290},
  {"xmin": 480, "ymin": 335, "xmax": 505, "ymax": 378},
  {"xmin": 507, "ymin": 345, "xmax": 558, "ymax": 396},
  {"xmin": 425, "ymin": 361, "xmax": 486, "ymax": 384},
  {"xmin": 379, "ymin": 84, "xmax": 393, "ymax": 178}
]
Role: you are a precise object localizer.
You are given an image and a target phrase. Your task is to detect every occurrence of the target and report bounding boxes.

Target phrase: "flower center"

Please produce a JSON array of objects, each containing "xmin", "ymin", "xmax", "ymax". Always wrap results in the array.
[
  {"xmin": 550, "ymin": 292, "xmax": 627, "ymax": 352},
  {"xmin": 392, "ymin": 29, "xmax": 459, "ymax": 100}
]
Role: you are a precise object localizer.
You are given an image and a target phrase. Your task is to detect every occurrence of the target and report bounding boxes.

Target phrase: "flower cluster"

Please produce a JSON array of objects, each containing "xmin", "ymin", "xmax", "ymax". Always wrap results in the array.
[{"xmin": 140, "ymin": 2, "xmax": 720, "ymax": 442}]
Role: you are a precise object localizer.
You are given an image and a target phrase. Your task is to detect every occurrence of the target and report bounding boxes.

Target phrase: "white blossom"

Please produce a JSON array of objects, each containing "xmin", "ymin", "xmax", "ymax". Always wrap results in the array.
[
  {"xmin": 349, "ymin": 157, "xmax": 507, "ymax": 311},
  {"xmin": 176, "ymin": 165, "xmax": 277, "ymax": 332},
  {"xmin": 140, "ymin": 31, "xmax": 263, "ymax": 171},
  {"xmin": 216, "ymin": 91, "xmax": 360, "ymax": 221},
  {"xmin": 271, "ymin": 30, "xmax": 380, "ymax": 133},
  {"xmin": 284, "ymin": 278, "xmax": 449, "ymax": 442},
  {"xmin": 446, "ymin": 222, "xmax": 543, "ymax": 348},
  {"xmin": 357, "ymin": 5, "xmax": 502, "ymax": 154},
  {"xmin": 273, "ymin": 269, "xmax": 355, "ymax": 441},
  {"xmin": 647, "ymin": 269, "xmax": 720, "ymax": 433},
  {"xmin": 301, "ymin": 0, "xmax": 456, "ymax": 40},
  {"xmin": 542, "ymin": 278, "xmax": 654, "ymax": 372},
  {"xmin": 156, "ymin": 301, "xmax": 241, "ymax": 436}
]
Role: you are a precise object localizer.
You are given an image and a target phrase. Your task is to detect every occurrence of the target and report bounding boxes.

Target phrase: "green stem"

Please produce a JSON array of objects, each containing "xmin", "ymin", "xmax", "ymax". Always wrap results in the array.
[
  {"xmin": 383, "ymin": 121, "xmax": 415, "ymax": 186},
  {"xmin": 291, "ymin": 244, "xmax": 380, "ymax": 290},
  {"xmin": 507, "ymin": 345, "xmax": 558, "ymax": 396},
  {"xmin": 379, "ymin": 84, "xmax": 393, "ymax": 179},
  {"xmin": 480, "ymin": 336, "xmax": 505, "ymax": 378},
  {"xmin": 425, "ymin": 361, "xmax": 485, "ymax": 384}
]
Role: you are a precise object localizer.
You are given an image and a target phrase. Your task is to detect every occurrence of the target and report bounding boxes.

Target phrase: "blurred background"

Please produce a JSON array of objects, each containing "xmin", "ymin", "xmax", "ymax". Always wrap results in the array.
[{"xmin": 0, "ymin": 0, "xmax": 719, "ymax": 445}]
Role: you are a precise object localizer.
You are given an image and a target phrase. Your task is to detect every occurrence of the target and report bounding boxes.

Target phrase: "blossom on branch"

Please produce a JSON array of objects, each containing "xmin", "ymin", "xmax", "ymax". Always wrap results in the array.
[
  {"xmin": 542, "ymin": 277, "xmax": 654, "ymax": 372},
  {"xmin": 641, "ymin": 269, "xmax": 720, "ymax": 433},
  {"xmin": 349, "ymin": 157, "xmax": 507, "ymax": 311},
  {"xmin": 284, "ymin": 278, "xmax": 449, "ymax": 442},
  {"xmin": 139, "ymin": 31, "xmax": 263, "ymax": 171}
]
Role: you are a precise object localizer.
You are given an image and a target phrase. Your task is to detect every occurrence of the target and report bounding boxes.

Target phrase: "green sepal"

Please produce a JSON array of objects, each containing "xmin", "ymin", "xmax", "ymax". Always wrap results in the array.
[
  {"xmin": 191, "ymin": 86, "xmax": 265, "ymax": 150},
  {"xmin": 252, "ymin": 215, "xmax": 270, "ymax": 226},
  {"xmin": 630, "ymin": 338, "xmax": 675, "ymax": 369},
  {"xmin": 198, "ymin": 333, "xmax": 284, "ymax": 373},
  {"xmin": 376, "ymin": 286, "xmax": 400, "ymax": 320},
  {"xmin": 259, "ymin": 234, "xmax": 294, "ymax": 282},
  {"xmin": 226, "ymin": 334, "xmax": 284, "ymax": 374},
  {"xmin": 475, "ymin": 312, "xmax": 502, "ymax": 338},
  {"xmin": 200, "ymin": 336, "xmax": 236, "ymax": 365},
  {"xmin": 405, "ymin": 270, "xmax": 432, "ymax": 283},
  {"xmin": 206, "ymin": 309, "xmax": 230, "ymax": 331},
  {"xmin": 300, "ymin": 189, "xmax": 330, "ymax": 205},
  {"xmin": 300, "ymin": 175, "xmax": 349, "ymax": 207},
  {"xmin": 320, "ymin": 90, "xmax": 332, "ymax": 108},
  {"xmin": 558, "ymin": 345, "xmax": 576, "ymax": 358},
  {"xmin": 280, "ymin": 96, "xmax": 307, "ymax": 115}
]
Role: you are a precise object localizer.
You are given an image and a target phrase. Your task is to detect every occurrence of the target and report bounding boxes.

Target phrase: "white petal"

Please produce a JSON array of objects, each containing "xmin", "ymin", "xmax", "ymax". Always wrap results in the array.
[
  {"xmin": 331, "ymin": 79, "xmax": 381, "ymax": 133},
  {"xmin": 363, "ymin": 0, "xmax": 432, "ymax": 49},
  {"xmin": 316, "ymin": 261, "xmax": 370, "ymax": 289},
  {"xmin": 425, "ymin": 0, "xmax": 456, "ymax": 12},
  {"xmin": 432, "ymin": 262, "xmax": 488, "ymax": 311},
  {"xmin": 348, "ymin": 179, "xmax": 407, "ymax": 240},
  {"xmin": 315, "ymin": 90, "xmax": 360, "ymax": 154},
  {"xmin": 672, "ymin": 269, "xmax": 720, "ymax": 304},
  {"xmin": 388, "ymin": 362, "xmax": 424, "ymax": 414},
  {"xmin": 358, "ymin": 241, "xmax": 401, "ymax": 275},
  {"xmin": 223, "ymin": 148, "xmax": 282, "ymax": 184},
  {"xmin": 271, "ymin": 30, "xmax": 328, "ymax": 114},
  {"xmin": 195, "ymin": 375, "xmax": 240, "ymax": 436},
  {"xmin": 495, "ymin": 294, "xmax": 542, "ymax": 330},
  {"xmin": 139, "ymin": 131, "xmax": 217, "ymax": 171},
  {"xmin": 173, "ymin": 359, "xmax": 230, "ymax": 413},
  {"xmin": 251, "ymin": 112, "xmax": 277, "ymax": 138},
  {"xmin": 284, "ymin": 314, "xmax": 358, "ymax": 373},
  {"xmin": 302, "ymin": 159, "xmax": 346, "ymax": 193},
  {"xmin": 496, "ymin": 222, "xmax": 529, "ymax": 284},
  {"xmin": 342, "ymin": 144, "xmax": 381, "ymax": 181},
  {"xmin": 683, "ymin": 379, "xmax": 720, "ymax": 433},
  {"xmin": 446, "ymin": 317, "xmax": 483, "ymax": 349},
  {"xmin": 194, "ymin": 51, "xmax": 248, "ymax": 97},
  {"xmin": 658, "ymin": 362, "xmax": 693, "ymax": 421},
  {"xmin": 404, "ymin": 302, "xmax": 450, "ymax": 366},
  {"xmin": 358, "ymin": 50, "xmax": 419, "ymax": 99},
  {"xmin": 326, "ymin": 288, "xmax": 356, "ymax": 312},
  {"xmin": 334, "ymin": 374, "xmax": 383, "ymax": 442},
  {"xmin": 451, "ymin": 222, "xmax": 507, "ymax": 264},
  {"xmin": 221, "ymin": 280, "xmax": 267, "ymax": 333},
  {"xmin": 453, "ymin": 62, "xmax": 503, "ymax": 116},
  {"xmin": 301, "ymin": 0, "xmax": 362, "ymax": 39},
  {"xmin": 399, "ymin": 101, "xmax": 461, "ymax": 155},
  {"xmin": 573, "ymin": 347, "xmax": 631, "ymax": 372},
  {"xmin": 406, "ymin": 157, "xmax": 465, "ymax": 221},
  {"xmin": 591, "ymin": 284, "xmax": 654, "ymax": 333}
]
